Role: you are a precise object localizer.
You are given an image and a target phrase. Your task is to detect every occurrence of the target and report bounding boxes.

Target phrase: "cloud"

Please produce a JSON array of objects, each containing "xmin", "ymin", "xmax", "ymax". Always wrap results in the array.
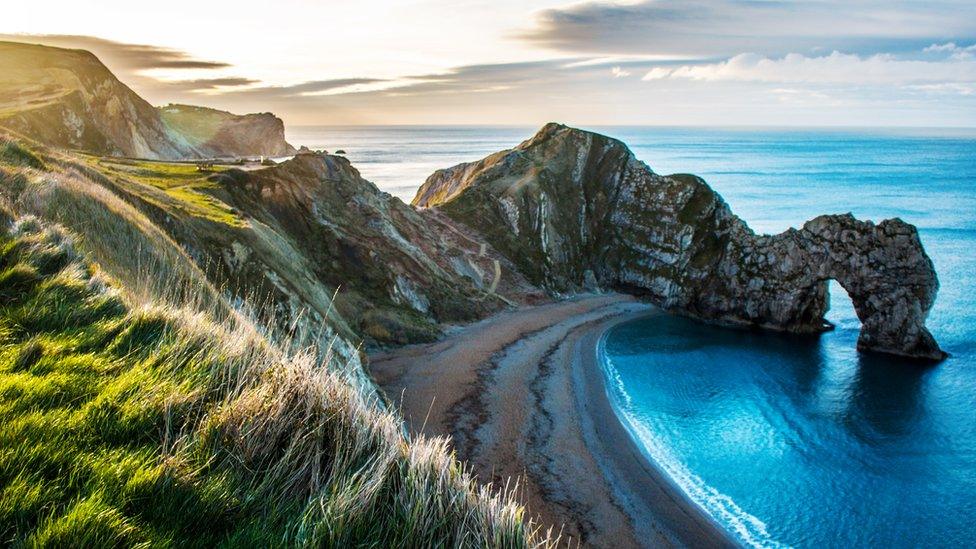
[
  {"xmin": 640, "ymin": 51, "xmax": 976, "ymax": 88},
  {"xmin": 198, "ymin": 77, "xmax": 408, "ymax": 103},
  {"xmin": 906, "ymin": 83, "xmax": 976, "ymax": 96},
  {"xmin": 611, "ymin": 66, "xmax": 631, "ymax": 78},
  {"xmin": 924, "ymin": 42, "xmax": 976, "ymax": 60},
  {"xmin": 517, "ymin": 0, "xmax": 976, "ymax": 57},
  {"xmin": 158, "ymin": 77, "xmax": 259, "ymax": 93},
  {"xmin": 0, "ymin": 34, "xmax": 229, "ymax": 71},
  {"xmin": 366, "ymin": 59, "xmax": 590, "ymax": 97},
  {"xmin": 266, "ymin": 78, "xmax": 390, "ymax": 96}
]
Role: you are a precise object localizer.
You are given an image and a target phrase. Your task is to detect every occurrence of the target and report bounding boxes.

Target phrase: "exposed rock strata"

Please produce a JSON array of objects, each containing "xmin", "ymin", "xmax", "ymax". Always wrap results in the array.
[
  {"xmin": 202, "ymin": 152, "xmax": 539, "ymax": 343},
  {"xmin": 0, "ymin": 41, "xmax": 197, "ymax": 159},
  {"xmin": 414, "ymin": 123, "xmax": 945, "ymax": 360},
  {"xmin": 159, "ymin": 104, "xmax": 297, "ymax": 158},
  {"xmin": 0, "ymin": 42, "xmax": 296, "ymax": 160}
]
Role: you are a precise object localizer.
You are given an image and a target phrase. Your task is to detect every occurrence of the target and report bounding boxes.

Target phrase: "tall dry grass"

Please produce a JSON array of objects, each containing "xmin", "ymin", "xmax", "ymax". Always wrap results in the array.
[{"xmin": 0, "ymin": 140, "xmax": 556, "ymax": 546}]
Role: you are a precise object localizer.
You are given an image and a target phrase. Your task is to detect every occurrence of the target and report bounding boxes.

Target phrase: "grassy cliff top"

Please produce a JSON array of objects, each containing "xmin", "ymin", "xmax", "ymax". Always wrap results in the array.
[
  {"xmin": 0, "ymin": 205, "xmax": 545, "ymax": 548},
  {"xmin": 90, "ymin": 156, "xmax": 245, "ymax": 227},
  {"xmin": 0, "ymin": 41, "xmax": 107, "ymax": 116}
]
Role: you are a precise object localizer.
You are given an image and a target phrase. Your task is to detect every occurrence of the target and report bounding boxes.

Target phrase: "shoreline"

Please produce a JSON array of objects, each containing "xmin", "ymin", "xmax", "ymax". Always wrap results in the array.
[
  {"xmin": 573, "ymin": 312, "xmax": 735, "ymax": 547},
  {"xmin": 369, "ymin": 294, "xmax": 735, "ymax": 547}
]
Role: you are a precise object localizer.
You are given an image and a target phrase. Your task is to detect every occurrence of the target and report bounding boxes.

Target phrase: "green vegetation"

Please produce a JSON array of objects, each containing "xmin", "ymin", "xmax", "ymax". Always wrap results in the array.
[
  {"xmin": 0, "ymin": 154, "xmax": 225, "ymax": 312},
  {"xmin": 0, "ymin": 216, "xmax": 545, "ymax": 547},
  {"xmin": 158, "ymin": 104, "xmax": 228, "ymax": 148},
  {"xmin": 93, "ymin": 157, "xmax": 244, "ymax": 227},
  {"xmin": 0, "ymin": 139, "xmax": 45, "ymax": 170}
]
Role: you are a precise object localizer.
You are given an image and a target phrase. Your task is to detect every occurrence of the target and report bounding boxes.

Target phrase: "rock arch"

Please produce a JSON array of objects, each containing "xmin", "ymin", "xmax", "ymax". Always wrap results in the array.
[
  {"xmin": 415, "ymin": 123, "xmax": 945, "ymax": 361},
  {"xmin": 802, "ymin": 215, "xmax": 942, "ymax": 360},
  {"xmin": 696, "ymin": 214, "xmax": 945, "ymax": 360}
]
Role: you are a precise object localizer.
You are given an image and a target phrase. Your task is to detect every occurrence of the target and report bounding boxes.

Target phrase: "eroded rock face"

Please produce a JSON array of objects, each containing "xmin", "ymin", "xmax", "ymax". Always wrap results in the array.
[
  {"xmin": 415, "ymin": 123, "xmax": 945, "ymax": 360},
  {"xmin": 195, "ymin": 152, "xmax": 538, "ymax": 345},
  {"xmin": 159, "ymin": 104, "xmax": 297, "ymax": 158},
  {"xmin": 0, "ymin": 42, "xmax": 297, "ymax": 160},
  {"xmin": 0, "ymin": 41, "xmax": 198, "ymax": 159}
]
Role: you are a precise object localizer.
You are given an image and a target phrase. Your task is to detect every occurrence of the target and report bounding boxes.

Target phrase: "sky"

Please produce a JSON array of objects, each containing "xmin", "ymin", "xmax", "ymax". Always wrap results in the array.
[{"xmin": 3, "ymin": 0, "xmax": 976, "ymax": 127}]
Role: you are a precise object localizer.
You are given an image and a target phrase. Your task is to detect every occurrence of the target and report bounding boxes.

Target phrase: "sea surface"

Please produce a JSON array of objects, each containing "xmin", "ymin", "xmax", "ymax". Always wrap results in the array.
[{"xmin": 288, "ymin": 125, "xmax": 976, "ymax": 548}]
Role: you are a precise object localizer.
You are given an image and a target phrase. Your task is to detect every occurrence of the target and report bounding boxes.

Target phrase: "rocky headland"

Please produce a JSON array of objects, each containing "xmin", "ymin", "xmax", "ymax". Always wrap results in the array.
[
  {"xmin": 0, "ymin": 41, "xmax": 295, "ymax": 159},
  {"xmin": 159, "ymin": 104, "xmax": 297, "ymax": 158},
  {"xmin": 415, "ymin": 123, "xmax": 945, "ymax": 360}
]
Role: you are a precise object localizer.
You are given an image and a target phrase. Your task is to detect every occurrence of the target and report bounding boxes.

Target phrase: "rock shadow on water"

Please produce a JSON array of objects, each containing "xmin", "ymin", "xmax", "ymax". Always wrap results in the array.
[{"xmin": 842, "ymin": 352, "xmax": 934, "ymax": 442}]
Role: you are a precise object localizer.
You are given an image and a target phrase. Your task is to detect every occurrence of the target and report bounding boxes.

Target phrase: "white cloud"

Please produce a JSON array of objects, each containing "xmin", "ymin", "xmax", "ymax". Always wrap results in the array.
[
  {"xmin": 924, "ymin": 42, "xmax": 976, "ymax": 60},
  {"xmin": 611, "ymin": 66, "xmax": 631, "ymax": 78},
  {"xmin": 641, "ymin": 51, "xmax": 976, "ymax": 88},
  {"xmin": 768, "ymin": 88, "xmax": 843, "ymax": 106},
  {"xmin": 519, "ymin": 0, "xmax": 976, "ymax": 57},
  {"xmin": 906, "ymin": 83, "xmax": 976, "ymax": 96}
]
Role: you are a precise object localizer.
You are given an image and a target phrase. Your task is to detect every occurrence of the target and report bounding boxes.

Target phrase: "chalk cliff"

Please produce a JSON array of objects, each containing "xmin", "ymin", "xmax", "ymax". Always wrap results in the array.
[
  {"xmin": 0, "ymin": 41, "xmax": 196, "ymax": 159},
  {"xmin": 0, "ymin": 42, "xmax": 296, "ymax": 160},
  {"xmin": 415, "ymin": 123, "xmax": 945, "ymax": 360},
  {"xmin": 159, "ymin": 104, "xmax": 297, "ymax": 158}
]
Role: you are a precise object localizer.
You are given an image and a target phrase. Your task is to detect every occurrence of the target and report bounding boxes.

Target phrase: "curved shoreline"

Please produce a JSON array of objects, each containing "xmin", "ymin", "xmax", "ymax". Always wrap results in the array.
[
  {"xmin": 368, "ymin": 294, "xmax": 735, "ymax": 547},
  {"xmin": 573, "ymin": 312, "xmax": 734, "ymax": 547}
]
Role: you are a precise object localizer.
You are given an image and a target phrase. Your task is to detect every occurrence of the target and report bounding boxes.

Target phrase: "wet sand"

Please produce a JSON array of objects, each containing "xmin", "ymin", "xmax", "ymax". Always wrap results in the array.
[{"xmin": 368, "ymin": 294, "xmax": 734, "ymax": 548}]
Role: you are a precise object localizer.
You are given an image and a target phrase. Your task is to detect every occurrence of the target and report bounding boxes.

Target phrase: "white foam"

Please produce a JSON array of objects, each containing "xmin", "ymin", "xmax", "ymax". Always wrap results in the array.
[{"xmin": 598, "ymin": 340, "xmax": 790, "ymax": 549}]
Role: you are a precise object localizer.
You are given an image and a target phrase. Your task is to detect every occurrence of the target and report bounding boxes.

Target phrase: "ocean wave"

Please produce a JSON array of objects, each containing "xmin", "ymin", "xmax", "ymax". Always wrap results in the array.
[{"xmin": 598, "ymin": 341, "xmax": 789, "ymax": 549}]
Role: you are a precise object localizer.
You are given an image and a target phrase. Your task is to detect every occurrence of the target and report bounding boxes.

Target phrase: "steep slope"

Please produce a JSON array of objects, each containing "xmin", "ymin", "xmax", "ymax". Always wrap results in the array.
[
  {"xmin": 0, "ymin": 42, "xmax": 297, "ymax": 160},
  {"xmin": 414, "ymin": 123, "xmax": 944, "ymax": 360},
  {"xmin": 0, "ymin": 213, "xmax": 545, "ymax": 547},
  {"xmin": 159, "ymin": 104, "xmax": 297, "ymax": 157},
  {"xmin": 194, "ymin": 151, "xmax": 537, "ymax": 343},
  {"xmin": 0, "ymin": 133, "xmax": 536, "ymax": 348},
  {"xmin": 0, "ymin": 41, "xmax": 196, "ymax": 159}
]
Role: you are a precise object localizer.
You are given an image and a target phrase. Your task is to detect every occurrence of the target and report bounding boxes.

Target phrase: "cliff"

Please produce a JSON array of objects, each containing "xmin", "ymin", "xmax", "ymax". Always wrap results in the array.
[
  {"xmin": 193, "ymin": 152, "xmax": 537, "ymax": 343},
  {"xmin": 415, "ymin": 123, "xmax": 945, "ymax": 360},
  {"xmin": 0, "ymin": 141, "xmax": 544, "ymax": 547},
  {"xmin": 0, "ymin": 42, "xmax": 296, "ymax": 160},
  {"xmin": 0, "ymin": 41, "xmax": 196, "ymax": 159},
  {"xmin": 159, "ymin": 104, "xmax": 297, "ymax": 158}
]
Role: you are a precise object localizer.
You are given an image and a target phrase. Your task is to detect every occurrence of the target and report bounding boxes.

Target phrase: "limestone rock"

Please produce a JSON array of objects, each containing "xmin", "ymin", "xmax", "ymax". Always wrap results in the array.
[
  {"xmin": 159, "ymin": 104, "xmax": 297, "ymax": 158},
  {"xmin": 0, "ymin": 42, "xmax": 296, "ymax": 160},
  {"xmin": 415, "ymin": 123, "xmax": 945, "ymax": 360}
]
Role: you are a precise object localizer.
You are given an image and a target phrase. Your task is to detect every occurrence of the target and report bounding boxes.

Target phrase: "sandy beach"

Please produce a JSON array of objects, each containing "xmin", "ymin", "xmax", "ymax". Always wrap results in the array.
[{"xmin": 369, "ymin": 294, "xmax": 734, "ymax": 548}]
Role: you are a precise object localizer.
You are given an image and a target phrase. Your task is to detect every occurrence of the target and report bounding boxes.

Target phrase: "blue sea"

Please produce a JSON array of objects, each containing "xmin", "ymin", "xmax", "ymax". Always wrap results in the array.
[{"xmin": 288, "ymin": 125, "xmax": 976, "ymax": 548}]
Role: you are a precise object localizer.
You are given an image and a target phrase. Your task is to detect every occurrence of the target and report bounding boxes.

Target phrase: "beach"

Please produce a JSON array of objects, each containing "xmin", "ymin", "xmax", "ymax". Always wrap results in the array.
[{"xmin": 368, "ymin": 294, "xmax": 733, "ymax": 548}]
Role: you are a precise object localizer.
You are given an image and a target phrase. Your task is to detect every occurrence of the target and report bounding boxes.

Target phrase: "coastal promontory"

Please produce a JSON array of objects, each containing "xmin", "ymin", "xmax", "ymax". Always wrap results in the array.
[{"xmin": 415, "ymin": 123, "xmax": 944, "ymax": 360}]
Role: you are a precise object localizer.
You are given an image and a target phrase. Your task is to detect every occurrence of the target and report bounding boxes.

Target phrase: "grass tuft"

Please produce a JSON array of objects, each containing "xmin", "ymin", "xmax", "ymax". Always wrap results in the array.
[
  {"xmin": 0, "ymin": 217, "xmax": 552, "ymax": 547},
  {"xmin": 0, "ymin": 140, "xmax": 45, "ymax": 170}
]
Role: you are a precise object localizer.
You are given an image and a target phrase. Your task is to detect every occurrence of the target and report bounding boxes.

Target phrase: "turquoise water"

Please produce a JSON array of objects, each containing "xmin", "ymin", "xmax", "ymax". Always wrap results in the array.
[
  {"xmin": 596, "ymin": 129, "xmax": 976, "ymax": 547},
  {"xmin": 289, "ymin": 125, "xmax": 976, "ymax": 547}
]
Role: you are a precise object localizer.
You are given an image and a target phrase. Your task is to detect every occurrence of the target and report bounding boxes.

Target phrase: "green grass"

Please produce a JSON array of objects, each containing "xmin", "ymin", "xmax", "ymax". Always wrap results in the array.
[
  {"xmin": 93, "ymin": 158, "xmax": 243, "ymax": 227},
  {"xmin": 0, "ymin": 163, "xmax": 228, "ymax": 315},
  {"xmin": 0, "ymin": 218, "xmax": 548, "ymax": 547},
  {"xmin": 0, "ymin": 139, "xmax": 45, "ymax": 170}
]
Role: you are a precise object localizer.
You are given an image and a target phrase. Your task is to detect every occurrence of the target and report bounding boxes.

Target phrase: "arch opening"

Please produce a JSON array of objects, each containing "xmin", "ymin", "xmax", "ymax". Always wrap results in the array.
[{"xmin": 824, "ymin": 279, "xmax": 861, "ymax": 333}]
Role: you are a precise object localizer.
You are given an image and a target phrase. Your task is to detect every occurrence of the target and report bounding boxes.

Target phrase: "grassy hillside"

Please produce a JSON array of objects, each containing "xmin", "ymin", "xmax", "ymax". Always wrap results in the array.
[
  {"xmin": 0, "ymin": 137, "xmax": 552, "ymax": 546},
  {"xmin": 158, "ymin": 104, "xmax": 297, "ymax": 158},
  {"xmin": 0, "ymin": 41, "xmax": 197, "ymax": 160}
]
